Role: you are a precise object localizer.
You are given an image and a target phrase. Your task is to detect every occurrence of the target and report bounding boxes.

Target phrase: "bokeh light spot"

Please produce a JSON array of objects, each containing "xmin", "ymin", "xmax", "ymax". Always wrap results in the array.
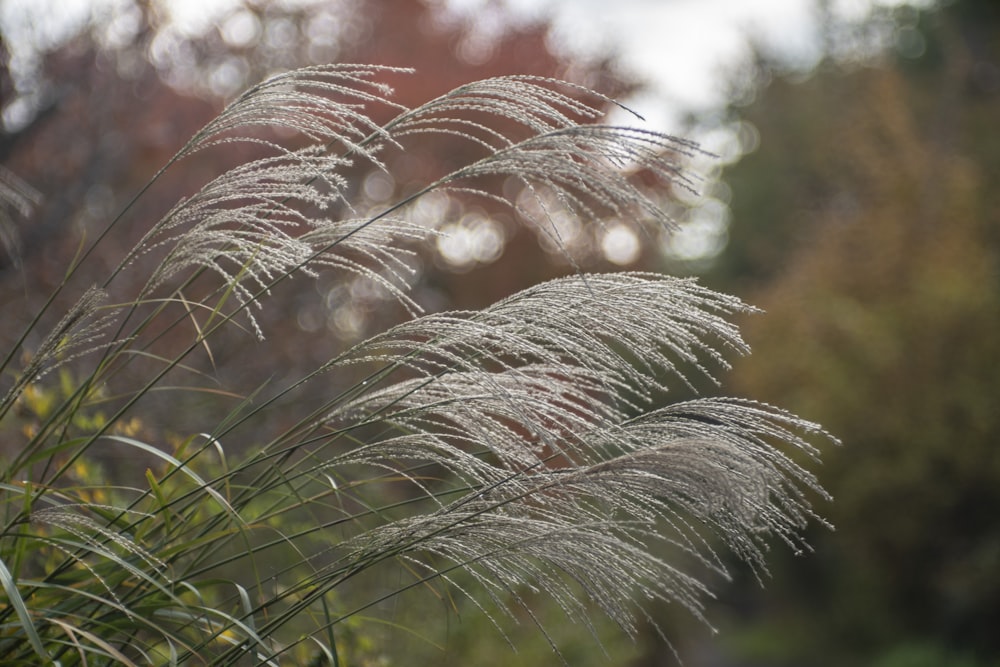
[
  {"xmin": 220, "ymin": 10, "xmax": 261, "ymax": 48},
  {"xmin": 363, "ymin": 171, "xmax": 395, "ymax": 203},
  {"xmin": 601, "ymin": 224, "xmax": 640, "ymax": 265},
  {"xmin": 437, "ymin": 215, "xmax": 507, "ymax": 270}
]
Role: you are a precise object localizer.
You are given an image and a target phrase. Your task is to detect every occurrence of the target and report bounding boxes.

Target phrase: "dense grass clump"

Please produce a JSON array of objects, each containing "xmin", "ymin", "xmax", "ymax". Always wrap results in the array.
[{"xmin": 0, "ymin": 65, "xmax": 833, "ymax": 665}]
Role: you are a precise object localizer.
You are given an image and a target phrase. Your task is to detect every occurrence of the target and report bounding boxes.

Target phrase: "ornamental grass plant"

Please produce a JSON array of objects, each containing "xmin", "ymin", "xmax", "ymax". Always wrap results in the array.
[{"xmin": 0, "ymin": 65, "xmax": 834, "ymax": 665}]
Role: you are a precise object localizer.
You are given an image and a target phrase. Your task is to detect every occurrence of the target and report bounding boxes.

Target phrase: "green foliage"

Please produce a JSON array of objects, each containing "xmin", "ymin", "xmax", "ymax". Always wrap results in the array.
[{"xmin": 0, "ymin": 65, "xmax": 832, "ymax": 665}]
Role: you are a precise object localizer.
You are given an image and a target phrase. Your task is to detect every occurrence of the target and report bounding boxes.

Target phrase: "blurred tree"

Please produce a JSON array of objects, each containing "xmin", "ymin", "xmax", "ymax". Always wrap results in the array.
[{"xmin": 694, "ymin": 1, "xmax": 1000, "ymax": 665}]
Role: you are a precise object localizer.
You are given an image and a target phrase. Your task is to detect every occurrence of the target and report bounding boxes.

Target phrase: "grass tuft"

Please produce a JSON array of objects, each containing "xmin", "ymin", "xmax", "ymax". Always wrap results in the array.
[{"xmin": 0, "ymin": 66, "xmax": 834, "ymax": 665}]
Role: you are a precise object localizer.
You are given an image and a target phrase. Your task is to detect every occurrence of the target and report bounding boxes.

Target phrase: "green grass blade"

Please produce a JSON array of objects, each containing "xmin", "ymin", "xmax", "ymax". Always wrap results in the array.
[
  {"xmin": 47, "ymin": 617, "xmax": 138, "ymax": 666},
  {"xmin": 0, "ymin": 555, "xmax": 58, "ymax": 665}
]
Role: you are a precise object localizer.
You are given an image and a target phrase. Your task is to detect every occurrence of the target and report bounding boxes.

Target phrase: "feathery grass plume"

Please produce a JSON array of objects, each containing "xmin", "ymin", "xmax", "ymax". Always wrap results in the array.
[
  {"xmin": 1, "ymin": 286, "xmax": 116, "ymax": 412},
  {"xmin": 0, "ymin": 65, "xmax": 835, "ymax": 666},
  {"xmin": 131, "ymin": 147, "xmax": 351, "ymax": 338},
  {"xmin": 379, "ymin": 77, "xmax": 700, "ymax": 260},
  {"xmin": 183, "ymin": 63, "xmax": 411, "ymax": 157},
  {"xmin": 446, "ymin": 125, "xmax": 696, "ymax": 222},
  {"xmin": 0, "ymin": 166, "xmax": 39, "ymax": 269},
  {"xmin": 315, "ymin": 274, "xmax": 831, "ymax": 654}
]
